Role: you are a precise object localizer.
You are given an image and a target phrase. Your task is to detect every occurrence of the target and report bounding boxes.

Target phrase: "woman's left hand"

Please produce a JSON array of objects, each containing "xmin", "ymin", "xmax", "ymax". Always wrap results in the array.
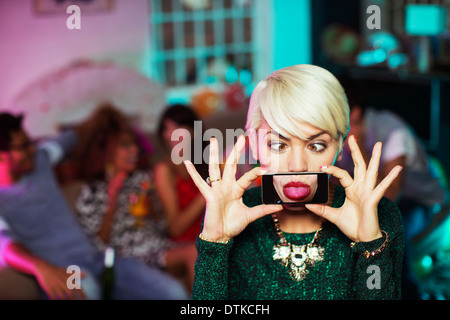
[{"xmin": 306, "ymin": 135, "xmax": 403, "ymax": 242}]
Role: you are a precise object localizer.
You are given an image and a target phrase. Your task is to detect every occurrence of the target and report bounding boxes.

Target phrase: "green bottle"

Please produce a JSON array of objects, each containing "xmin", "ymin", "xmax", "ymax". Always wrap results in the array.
[{"xmin": 102, "ymin": 246, "xmax": 115, "ymax": 300}]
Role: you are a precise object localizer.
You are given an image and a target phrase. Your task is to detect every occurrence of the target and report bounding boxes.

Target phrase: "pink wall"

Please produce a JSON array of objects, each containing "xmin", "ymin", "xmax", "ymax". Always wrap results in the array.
[{"xmin": 0, "ymin": 0, "xmax": 154, "ymax": 137}]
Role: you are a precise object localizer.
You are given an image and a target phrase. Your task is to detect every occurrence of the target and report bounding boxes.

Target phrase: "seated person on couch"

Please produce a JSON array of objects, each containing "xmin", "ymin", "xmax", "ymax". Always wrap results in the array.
[{"xmin": 0, "ymin": 111, "xmax": 188, "ymax": 300}]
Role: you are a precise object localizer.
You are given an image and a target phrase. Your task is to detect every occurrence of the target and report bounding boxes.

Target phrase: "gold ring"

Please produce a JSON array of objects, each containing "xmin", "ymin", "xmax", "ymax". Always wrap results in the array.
[{"xmin": 206, "ymin": 177, "xmax": 221, "ymax": 185}]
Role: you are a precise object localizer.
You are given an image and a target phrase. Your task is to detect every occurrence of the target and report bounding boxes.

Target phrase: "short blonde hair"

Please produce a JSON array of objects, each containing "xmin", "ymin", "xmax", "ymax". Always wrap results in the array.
[{"xmin": 245, "ymin": 64, "xmax": 350, "ymax": 151}]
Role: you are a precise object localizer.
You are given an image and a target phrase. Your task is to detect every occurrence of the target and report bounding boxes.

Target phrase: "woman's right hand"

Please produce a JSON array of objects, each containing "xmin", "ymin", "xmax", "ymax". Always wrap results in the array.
[
  {"xmin": 184, "ymin": 135, "xmax": 282, "ymax": 242},
  {"xmin": 107, "ymin": 171, "xmax": 128, "ymax": 200}
]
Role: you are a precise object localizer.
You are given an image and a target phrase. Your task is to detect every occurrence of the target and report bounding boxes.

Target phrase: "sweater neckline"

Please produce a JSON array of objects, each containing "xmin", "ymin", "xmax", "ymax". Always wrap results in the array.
[{"xmin": 266, "ymin": 184, "xmax": 343, "ymax": 243}]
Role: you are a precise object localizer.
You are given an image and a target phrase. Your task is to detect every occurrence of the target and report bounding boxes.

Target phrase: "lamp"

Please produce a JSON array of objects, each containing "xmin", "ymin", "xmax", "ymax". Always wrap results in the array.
[{"xmin": 356, "ymin": 31, "xmax": 405, "ymax": 69}]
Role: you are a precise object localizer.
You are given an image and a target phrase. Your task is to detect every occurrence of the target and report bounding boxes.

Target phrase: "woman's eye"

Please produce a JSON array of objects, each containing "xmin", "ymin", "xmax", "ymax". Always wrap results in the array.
[
  {"xmin": 269, "ymin": 142, "xmax": 287, "ymax": 152},
  {"xmin": 308, "ymin": 143, "xmax": 326, "ymax": 152}
]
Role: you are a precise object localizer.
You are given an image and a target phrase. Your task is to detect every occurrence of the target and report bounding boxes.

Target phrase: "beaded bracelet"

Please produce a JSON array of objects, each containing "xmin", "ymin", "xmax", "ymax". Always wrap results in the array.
[
  {"xmin": 199, "ymin": 233, "xmax": 231, "ymax": 244},
  {"xmin": 350, "ymin": 230, "xmax": 390, "ymax": 259}
]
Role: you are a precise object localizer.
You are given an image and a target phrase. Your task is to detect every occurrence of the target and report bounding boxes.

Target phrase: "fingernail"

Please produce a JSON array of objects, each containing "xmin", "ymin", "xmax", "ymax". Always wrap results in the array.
[{"xmin": 320, "ymin": 165, "xmax": 328, "ymax": 169}]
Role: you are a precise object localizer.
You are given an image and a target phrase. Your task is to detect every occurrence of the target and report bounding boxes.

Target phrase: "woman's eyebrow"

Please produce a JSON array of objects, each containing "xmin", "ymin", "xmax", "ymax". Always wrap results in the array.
[
  {"xmin": 265, "ymin": 129, "xmax": 329, "ymax": 141},
  {"xmin": 305, "ymin": 131, "xmax": 328, "ymax": 141},
  {"xmin": 266, "ymin": 129, "xmax": 290, "ymax": 141}
]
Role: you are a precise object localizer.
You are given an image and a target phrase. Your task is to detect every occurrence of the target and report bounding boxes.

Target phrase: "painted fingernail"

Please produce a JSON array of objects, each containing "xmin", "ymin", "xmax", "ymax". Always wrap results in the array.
[{"xmin": 320, "ymin": 165, "xmax": 328, "ymax": 169}]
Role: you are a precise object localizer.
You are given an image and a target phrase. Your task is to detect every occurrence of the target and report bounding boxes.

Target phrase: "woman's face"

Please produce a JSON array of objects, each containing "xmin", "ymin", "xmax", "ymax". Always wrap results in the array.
[
  {"xmin": 112, "ymin": 132, "xmax": 140, "ymax": 173},
  {"xmin": 2, "ymin": 130, "xmax": 36, "ymax": 177},
  {"xmin": 162, "ymin": 119, "xmax": 194, "ymax": 151},
  {"xmin": 253, "ymin": 120, "xmax": 340, "ymax": 208}
]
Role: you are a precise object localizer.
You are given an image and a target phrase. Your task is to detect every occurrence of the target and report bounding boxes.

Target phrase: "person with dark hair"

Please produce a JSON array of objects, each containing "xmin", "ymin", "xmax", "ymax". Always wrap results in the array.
[
  {"xmin": 336, "ymin": 76, "xmax": 446, "ymax": 207},
  {"xmin": 0, "ymin": 113, "xmax": 35, "ymax": 184},
  {"xmin": 0, "ymin": 113, "xmax": 24, "ymax": 149},
  {"xmin": 154, "ymin": 104, "xmax": 208, "ymax": 244},
  {"xmin": 0, "ymin": 108, "xmax": 188, "ymax": 300},
  {"xmin": 74, "ymin": 103, "xmax": 197, "ymax": 294},
  {"xmin": 336, "ymin": 76, "xmax": 448, "ymax": 299}
]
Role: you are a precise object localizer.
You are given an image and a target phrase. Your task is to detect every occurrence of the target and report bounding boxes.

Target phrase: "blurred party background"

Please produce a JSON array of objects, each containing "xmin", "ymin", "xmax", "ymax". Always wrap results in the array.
[{"xmin": 1, "ymin": 0, "xmax": 450, "ymax": 300}]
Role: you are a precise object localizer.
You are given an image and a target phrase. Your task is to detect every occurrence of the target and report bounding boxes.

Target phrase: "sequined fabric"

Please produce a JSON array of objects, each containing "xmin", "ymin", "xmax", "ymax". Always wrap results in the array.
[{"xmin": 191, "ymin": 185, "xmax": 404, "ymax": 300}]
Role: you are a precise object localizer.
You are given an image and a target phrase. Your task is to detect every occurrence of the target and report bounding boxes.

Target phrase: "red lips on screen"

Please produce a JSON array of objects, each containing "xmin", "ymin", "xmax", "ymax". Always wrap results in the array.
[{"xmin": 282, "ymin": 181, "xmax": 311, "ymax": 201}]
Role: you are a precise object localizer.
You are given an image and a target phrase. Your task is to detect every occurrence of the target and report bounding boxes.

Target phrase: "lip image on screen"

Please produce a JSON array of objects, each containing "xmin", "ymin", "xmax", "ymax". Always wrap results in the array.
[
  {"xmin": 262, "ymin": 173, "xmax": 328, "ymax": 204},
  {"xmin": 273, "ymin": 174, "xmax": 317, "ymax": 203}
]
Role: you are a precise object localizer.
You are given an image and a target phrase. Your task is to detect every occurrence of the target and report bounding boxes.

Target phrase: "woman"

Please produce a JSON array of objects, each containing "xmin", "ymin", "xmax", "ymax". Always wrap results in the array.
[
  {"xmin": 154, "ymin": 104, "xmax": 208, "ymax": 243},
  {"xmin": 184, "ymin": 64, "xmax": 405, "ymax": 299},
  {"xmin": 74, "ymin": 104, "xmax": 196, "ymax": 293}
]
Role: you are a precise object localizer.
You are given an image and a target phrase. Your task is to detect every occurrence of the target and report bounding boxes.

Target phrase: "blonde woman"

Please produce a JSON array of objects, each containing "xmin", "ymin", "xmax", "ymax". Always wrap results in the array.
[{"xmin": 184, "ymin": 64, "xmax": 404, "ymax": 299}]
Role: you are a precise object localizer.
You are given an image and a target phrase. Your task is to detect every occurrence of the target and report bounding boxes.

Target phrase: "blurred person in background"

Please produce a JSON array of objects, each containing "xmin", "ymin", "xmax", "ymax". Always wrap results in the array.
[
  {"xmin": 154, "ymin": 104, "xmax": 208, "ymax": 245},
  {"xmin": 74, "ymin": 103, "xmax": 197, "ymax": 294},
  {"xmin": 336, "ymin": 77, "xmax": 448, "ymax": 299},
  {"xmin": 0, "ymin": 110, "xmax": 187, "ymax": 300}
]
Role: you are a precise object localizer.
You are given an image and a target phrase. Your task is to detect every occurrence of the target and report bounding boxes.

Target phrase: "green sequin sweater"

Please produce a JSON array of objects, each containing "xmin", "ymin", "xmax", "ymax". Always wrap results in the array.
[{"xmin": 191, "ymin": 185, "xmax": 404, "ymax": 300}]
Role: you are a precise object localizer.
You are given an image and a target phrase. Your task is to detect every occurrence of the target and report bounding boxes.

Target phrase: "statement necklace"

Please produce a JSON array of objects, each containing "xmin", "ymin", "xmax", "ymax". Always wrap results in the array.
[
  {"xmin": 272, "ymin": 213, "xmax": 325, "ymax": 281},
  {"xmin": 271, "ymin": 184, "xmax": 335, "ymax": 281}
]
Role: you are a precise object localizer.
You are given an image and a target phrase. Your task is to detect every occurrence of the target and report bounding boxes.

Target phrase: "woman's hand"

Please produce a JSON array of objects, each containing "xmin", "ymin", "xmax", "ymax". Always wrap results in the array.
[
  {"xmin": 306, "ymin": 135, "xmax": 403, "ymax": 242},
  {"xmin": 107, "ymin": 171, "xmax": 128, "ymax": 200},
  {"xmin": 184, "ymin": 135, "xmax": 282, "ymax": 242},
  {"xmin": 99, "ymin": 171, "xmax": 128, "ymax": 243}
]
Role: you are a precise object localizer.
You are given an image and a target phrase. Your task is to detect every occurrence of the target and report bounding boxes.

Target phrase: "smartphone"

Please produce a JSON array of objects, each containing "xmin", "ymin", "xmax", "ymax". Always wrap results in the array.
[{"xmin": 261, "ymin": 172, "xmax": 329, "ymax": 205}]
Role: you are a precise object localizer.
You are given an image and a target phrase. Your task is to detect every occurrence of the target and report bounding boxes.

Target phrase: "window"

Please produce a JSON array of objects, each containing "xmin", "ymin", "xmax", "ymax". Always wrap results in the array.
[
  {"xmin": 386, "ymin": 0, "xmax": 450, "ymax": 67},
  {"xmin": 150, "ymin": 0, "xmax": 257, "ymax": 87},
  {"xmin": 386, "ymin": 0, "xmax": 450, "ymax": 36}
]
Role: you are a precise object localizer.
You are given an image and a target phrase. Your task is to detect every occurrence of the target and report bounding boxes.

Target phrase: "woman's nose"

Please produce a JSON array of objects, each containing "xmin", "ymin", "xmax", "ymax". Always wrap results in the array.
[
  {"xmin": 288, "ymin": 152, "xmax": 308, "ymax": 172},
  {"xmin": 131, "ymin": 144, "xmax": 140, "ymax": 154}
]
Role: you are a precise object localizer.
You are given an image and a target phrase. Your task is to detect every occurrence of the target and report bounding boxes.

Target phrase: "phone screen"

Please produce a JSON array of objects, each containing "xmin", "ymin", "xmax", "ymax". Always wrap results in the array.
[{"xmin": 261, "ymin": 172, "xmax": 329, "ymax": 204}]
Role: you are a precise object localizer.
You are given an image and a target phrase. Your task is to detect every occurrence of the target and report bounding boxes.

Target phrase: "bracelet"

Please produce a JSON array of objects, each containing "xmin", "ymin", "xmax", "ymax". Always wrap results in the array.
[
  {"xmin": 198, "ymin": 233, "xmax": 230, "ymax": 244},
  {"xmin": 350, "ymin": 230, "xmax": 390, "ymax": 259}
]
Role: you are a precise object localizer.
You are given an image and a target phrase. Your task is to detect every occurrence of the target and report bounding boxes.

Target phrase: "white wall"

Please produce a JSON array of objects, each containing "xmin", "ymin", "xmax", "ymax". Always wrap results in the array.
[
  {"xmin": 272, "ymin": 0, "xmax": 311, "ymax": 71},
  {"xmin": 251, "ymin": 0, "xmax": 312, "ymax": 82},
  {"xmin": 0, "ymin": 0, "xmax": 312, "ymax": 138},
  {"xmin": 0, "ymin": 0, "xmax": 152, "ymax": 130}
]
